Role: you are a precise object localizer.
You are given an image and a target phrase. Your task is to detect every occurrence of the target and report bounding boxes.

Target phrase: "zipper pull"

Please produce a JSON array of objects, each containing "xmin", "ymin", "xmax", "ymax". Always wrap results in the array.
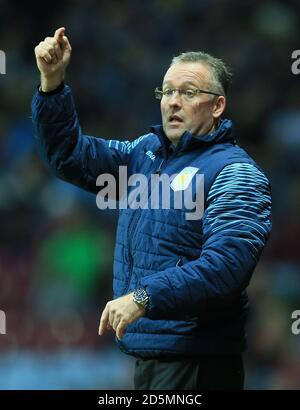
[
  {"xmin": 156, "ymin": 159, "xmax": 164, "ymax": 175},
  {"xmin": 176, "ymin": 257, "xmax": 183, "ymax": 267}
]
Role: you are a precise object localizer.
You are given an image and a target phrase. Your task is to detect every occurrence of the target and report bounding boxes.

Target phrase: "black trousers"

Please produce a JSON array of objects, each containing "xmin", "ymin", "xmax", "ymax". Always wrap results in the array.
[{"xmin": 134, "ymin": 354, "xmax": 244, "ymax": 390}]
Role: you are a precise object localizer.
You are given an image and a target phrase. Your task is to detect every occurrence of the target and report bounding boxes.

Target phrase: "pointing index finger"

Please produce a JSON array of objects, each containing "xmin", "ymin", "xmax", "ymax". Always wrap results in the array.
[{"xmin": 54, "ymin": 27, "xmax": 65, "ymax": 42}]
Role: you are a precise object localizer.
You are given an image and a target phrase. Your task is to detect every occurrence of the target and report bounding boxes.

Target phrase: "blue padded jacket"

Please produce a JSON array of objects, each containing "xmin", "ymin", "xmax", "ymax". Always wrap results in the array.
[{"xmin": 32, "ymin": 85, "xmax": 272, "ymax": 359}]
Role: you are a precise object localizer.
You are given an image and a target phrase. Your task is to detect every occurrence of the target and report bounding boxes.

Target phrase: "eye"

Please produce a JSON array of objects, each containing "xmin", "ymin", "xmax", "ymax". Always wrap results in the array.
[
  {"xmin": 184, "ymin": 89, "xmax": 196, "ymax": 98},
  {"xmin": 163, "ymin": 89, "xmax": 174, "ymax": 97}
]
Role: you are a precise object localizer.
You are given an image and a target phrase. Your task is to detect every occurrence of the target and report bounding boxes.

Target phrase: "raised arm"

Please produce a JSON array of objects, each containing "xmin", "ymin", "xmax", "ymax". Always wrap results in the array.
[{"xmin": 32, "ymin": 28, "xmax": 149, "ymax": 194}]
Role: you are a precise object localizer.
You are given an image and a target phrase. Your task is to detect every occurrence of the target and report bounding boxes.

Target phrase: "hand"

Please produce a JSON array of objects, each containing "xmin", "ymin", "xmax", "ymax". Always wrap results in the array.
[
  {"xmin": 98, "ymin": 292, "xmax": 146, "ymax": 340},
  {"xmin": 34, "ymin": 27, "xmax": 72, "ymax": 91}
]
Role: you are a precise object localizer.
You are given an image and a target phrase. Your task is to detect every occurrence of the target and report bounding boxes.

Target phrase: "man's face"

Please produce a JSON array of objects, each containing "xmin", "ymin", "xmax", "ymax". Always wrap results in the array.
[{"xmin": 161, "ymin": 62, "xmax": 224, "ymax": 145}]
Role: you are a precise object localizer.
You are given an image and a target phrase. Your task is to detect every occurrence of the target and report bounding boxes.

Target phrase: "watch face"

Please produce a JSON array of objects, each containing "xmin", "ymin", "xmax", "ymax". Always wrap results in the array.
[{"xmin": 134, "ymin": 288, "xmax": 148, "ymax": 306}]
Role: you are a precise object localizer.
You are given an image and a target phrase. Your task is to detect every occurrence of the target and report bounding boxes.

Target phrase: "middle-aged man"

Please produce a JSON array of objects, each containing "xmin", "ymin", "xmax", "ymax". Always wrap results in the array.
[{"xmin": 32, "ymin": 27, "xmax": 272, "ymax": 390}]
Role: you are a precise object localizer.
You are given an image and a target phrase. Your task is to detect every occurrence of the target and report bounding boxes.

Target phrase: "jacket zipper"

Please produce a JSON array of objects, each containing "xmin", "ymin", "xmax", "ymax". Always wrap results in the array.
[
  {"xmin": 123, "ymin": 208, "xmax": 142, "ymax": 293},
  {"xmin": 123, "ymin": 150, "xmax": 179, "ymax": 294},
  {"xmin": 123, "ymin": 160, "xmax": 164, "ymax": 294}
]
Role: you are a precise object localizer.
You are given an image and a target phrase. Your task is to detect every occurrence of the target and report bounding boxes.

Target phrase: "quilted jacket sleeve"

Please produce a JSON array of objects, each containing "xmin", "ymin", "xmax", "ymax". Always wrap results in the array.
[
  {"xmin": 31, "ymin": 84, "xmax": 148, "ymax": 194},
  {"xmin": 140, "ymin": 162, "xmax": 272, "ymax": 320}
]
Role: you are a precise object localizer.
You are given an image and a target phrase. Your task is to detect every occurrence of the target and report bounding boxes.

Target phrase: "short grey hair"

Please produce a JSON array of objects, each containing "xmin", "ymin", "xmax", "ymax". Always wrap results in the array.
[{"xmin": 171, "ymin": 51, "xmax": 233, "ymax": 96}]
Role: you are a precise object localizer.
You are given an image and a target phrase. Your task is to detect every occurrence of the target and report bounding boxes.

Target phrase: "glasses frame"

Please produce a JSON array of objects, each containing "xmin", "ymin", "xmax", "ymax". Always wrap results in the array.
[{"xmin": 154, "ymin": 86, "xmax": 222, "ymax": 100}]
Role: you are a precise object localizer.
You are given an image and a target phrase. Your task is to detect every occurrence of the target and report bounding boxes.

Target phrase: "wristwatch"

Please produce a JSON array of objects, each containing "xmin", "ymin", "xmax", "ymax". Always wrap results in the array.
[{"xmin": 133, "ymin": 287, "xmax": 149, "ymax": 310}]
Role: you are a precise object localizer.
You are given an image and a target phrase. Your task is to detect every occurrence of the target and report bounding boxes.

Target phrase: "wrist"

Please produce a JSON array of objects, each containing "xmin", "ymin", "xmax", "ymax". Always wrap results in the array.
[
  {"xmin": 132, "ymin": 287, "xmax": 149, "ymax": 310},
  {"xmin": 40, "ymin": 72, "xmax": 65, "ymax": 92},
  {"xmin": 38, "ymin": 81, "xmax": 65, "ymax": 96}
]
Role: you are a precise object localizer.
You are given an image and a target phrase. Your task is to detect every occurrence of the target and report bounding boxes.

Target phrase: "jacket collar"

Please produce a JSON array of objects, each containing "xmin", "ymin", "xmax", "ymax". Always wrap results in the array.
[{"xmin": 151, "ymin": 118, "xmax": 236, "ymax": 158}]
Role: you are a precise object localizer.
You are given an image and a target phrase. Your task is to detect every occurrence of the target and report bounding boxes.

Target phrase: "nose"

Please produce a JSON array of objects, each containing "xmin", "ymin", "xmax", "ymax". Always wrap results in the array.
[{"xmin": 168, "ymin": 91, "xmax": 182, "ymax": 108}]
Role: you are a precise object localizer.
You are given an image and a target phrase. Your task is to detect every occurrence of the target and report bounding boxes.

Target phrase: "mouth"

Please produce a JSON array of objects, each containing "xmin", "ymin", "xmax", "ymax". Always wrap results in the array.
[{"xmin": 168, "ymin": 114, "xmax": 183, "ymax": 125}]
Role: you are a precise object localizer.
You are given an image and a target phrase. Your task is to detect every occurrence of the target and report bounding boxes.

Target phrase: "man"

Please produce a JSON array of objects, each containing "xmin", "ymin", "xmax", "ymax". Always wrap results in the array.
[{"xmin": 32, "ymin": 27, "xmax": 272, "ymax": 390}]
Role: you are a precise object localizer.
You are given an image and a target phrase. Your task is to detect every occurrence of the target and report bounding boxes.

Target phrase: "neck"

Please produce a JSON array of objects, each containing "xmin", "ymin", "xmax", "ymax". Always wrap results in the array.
[{"xmin": 203, "ymin": 120, "xmax": 217, "ymax": 136}]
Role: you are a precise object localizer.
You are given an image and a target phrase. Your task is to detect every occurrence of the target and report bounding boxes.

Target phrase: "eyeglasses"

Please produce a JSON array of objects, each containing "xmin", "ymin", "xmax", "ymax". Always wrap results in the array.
[{"xmin": 154, "ymin": 87, "xmax": 221, "ymax": 101}]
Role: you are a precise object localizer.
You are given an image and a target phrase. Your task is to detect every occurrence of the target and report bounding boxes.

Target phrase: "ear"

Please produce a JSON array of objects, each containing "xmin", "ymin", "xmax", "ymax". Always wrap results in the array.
[{"xmin": 212, "ymin": 96, "xmax": 226, "ymax": 119}]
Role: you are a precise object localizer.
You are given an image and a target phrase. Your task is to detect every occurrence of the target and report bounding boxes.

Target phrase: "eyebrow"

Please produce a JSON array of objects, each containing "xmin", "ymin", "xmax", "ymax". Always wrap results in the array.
[{"xmin": 162, "ymin": 80, "xmax": 200, "ymax": 87}]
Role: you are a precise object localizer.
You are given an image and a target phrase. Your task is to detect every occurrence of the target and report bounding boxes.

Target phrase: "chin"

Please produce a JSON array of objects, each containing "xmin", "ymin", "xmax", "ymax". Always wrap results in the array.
[{"xmin": 165, "ymin": 129, "xmax": 184, "ymax": 144}]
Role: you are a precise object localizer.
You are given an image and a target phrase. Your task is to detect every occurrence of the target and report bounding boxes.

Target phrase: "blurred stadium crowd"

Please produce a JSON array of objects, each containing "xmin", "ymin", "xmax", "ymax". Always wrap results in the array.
[{"xmin": 0, "ymin": 0, "xmax": 300, "ymax": 389}]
